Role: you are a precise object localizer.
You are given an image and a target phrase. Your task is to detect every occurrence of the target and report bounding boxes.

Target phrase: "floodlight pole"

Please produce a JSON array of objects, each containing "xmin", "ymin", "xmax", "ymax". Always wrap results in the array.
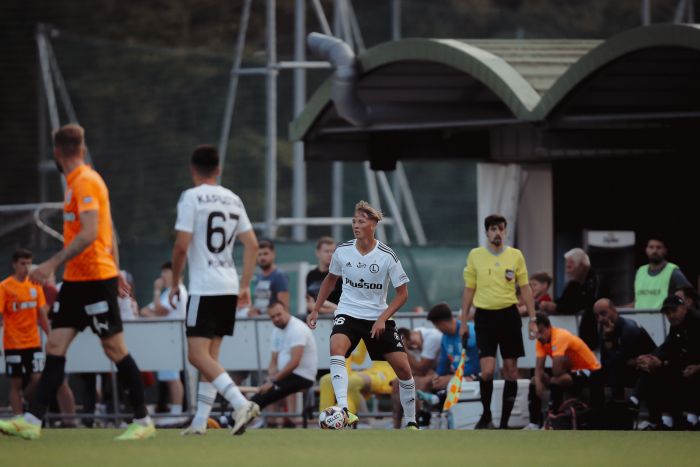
[
  {"xmin": 292, "ymin": 0, "xmax": 307, "ymax": 241},
  {"xmin": 265, "ymin": 0, "xmax": 278, "ymax": 239},
  {"xmin": 331, "ymin": 0, "xmax": 348, "ymax": 241},
  {"xmin": 219, "ymin": 0, "xmax": 253, "ymax": 179},
  {"xmin": 36, "ymin": 24, "xmax": 67, "ymax": 197},
  {"xmin": 390, "ymin": 0, "xmax": 402, "ymax": 242}
]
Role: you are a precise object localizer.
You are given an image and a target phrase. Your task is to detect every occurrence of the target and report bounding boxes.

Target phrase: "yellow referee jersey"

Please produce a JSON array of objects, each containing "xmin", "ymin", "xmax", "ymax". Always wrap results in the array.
[{"xmin": 463, "ymin": 246, "xmax": 529, "ymax": 310}]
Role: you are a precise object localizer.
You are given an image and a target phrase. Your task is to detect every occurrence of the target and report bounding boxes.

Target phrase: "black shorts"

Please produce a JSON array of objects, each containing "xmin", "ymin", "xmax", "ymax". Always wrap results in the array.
[
  {"xmin": 330, "ymin": 314, "xmax": 405, "ymax": 361},
  {"xmin": 186, "ymin": 295, "xmax": 237, "ymax": 338},
  {"xmin": 4, "ymin": 347, "xmax": 45, "ymax": 378},
  {"xmin": 474, "ymin": 305, "xmax": 524, "ymax": 359},
  {"xmin": 53, "ymin": 278, "xmax": 122, "ymax": 338}
]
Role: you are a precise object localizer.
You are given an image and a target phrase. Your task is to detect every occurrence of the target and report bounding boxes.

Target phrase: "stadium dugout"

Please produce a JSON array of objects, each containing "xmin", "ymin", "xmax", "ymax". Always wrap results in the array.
[{"xmin": 291, "ymin": 23, "xmax": 700, "ymax": 295}]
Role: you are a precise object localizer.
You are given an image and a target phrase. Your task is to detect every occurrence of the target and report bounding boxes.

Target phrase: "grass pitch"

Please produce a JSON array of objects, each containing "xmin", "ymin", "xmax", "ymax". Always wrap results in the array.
[{"xmin": 1, "ymin": 428, "xmax": 697, "ymax": 467}]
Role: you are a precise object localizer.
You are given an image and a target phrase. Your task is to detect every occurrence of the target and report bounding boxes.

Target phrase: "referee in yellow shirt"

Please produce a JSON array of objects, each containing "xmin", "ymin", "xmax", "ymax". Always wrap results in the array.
[{"xmin": 459, "ymin": 214, "xmax": 537, "ymax": 429}]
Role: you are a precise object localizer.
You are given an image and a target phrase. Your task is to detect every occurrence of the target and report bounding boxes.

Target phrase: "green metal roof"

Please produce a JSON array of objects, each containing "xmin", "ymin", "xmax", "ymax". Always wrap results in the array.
[
  {"xmin": 532, "ymin": 23, "xmax": 700, "ymax": 119},
  {"xmin": 290, "ymin": 24, "xmax": 700, "ymax": 141}
]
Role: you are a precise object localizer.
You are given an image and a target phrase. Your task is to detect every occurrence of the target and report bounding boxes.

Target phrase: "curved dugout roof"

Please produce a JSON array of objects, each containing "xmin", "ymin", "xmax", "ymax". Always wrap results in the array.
[{"xmin": 290, "ymin": 23, "xmax": 700, "ymax": 148}]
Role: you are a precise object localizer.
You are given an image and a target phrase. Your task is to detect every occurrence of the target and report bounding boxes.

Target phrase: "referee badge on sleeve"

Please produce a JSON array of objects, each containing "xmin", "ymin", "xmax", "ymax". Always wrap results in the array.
[{"xmin": 505, "ymin": 269, "xmax": 515, "ymax": 281}]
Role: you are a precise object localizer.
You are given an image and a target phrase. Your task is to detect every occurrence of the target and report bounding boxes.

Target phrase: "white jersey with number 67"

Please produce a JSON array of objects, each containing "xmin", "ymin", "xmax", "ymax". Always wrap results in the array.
[{"xmin": 175, "ymin": 184, "xmax": 252, "ymax": 296}]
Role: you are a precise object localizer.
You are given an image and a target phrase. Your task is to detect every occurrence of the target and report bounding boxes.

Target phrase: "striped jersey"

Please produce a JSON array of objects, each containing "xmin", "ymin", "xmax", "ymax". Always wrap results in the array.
[{"xmin": 328, "ymin": 239, "xmax": 409, "ymax": 320}]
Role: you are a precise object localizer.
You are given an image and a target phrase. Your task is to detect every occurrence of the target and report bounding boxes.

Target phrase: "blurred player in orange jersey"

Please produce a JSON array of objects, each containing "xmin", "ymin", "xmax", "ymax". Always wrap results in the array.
[
  {"xmin": 0, "ymin": 124, "xmax": 154, "ymax": 441},
  {"xmin": 0, "ymin": 249, "xmax": 50, "ymax": 414}
]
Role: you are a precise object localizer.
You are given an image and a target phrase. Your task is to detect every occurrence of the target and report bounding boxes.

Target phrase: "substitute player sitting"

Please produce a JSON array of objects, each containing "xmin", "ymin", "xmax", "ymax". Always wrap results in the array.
[
  {"xmin": 0, "ymin": 249, "xmax": 50, "ymax": 415},
  {"xmin": 532, "ymin": 313, "xmax": 603, "ymax": 422},
  {"xmin": 307, "ymin": 201, "xmax": 418, "ymax": 429}
]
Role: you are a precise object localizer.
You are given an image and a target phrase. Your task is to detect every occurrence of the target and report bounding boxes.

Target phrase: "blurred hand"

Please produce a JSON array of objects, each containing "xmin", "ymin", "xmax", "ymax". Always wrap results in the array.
[
  {"xmin": 370, "ymin": 318, "xmax": 386, "ymax": 339},
  {"xmin": 168, "ymin": 286, "xmax": 180, "ymax": 309},
  {"xmin": 637, "ymin": 354, "xmax": 662, "ymax": 372},
  {"xmin": 247, "ymin": 308, "xmax": 262, "ymax": 318},
  {"xmin": 259, "ymin": 382, "xmax": 274, "ymax": 394},
  {"xmin": 307, "ymin": 310, "xmax": 319, "ymax": 330},
  {"xmin": 29, "ymin": 260, "xmax": 56, "ymax": 285},
  {"xmin": 238, "ymin": 288, "xmax": 251, "ymax": 308},
  {"xmin": 683, "ymin": 364, "xmax": 700, "ymax": 378},
  {"xmin": 528, "ymin": 320, "xmax": 537, "ymax": 340},
  {"xmin": 117, "ymin": 272, "xmax": 132, "ymax": 298},
  {"xmin": 539, "ymin": 301, "xmax": 556, "ymax": 314},
  {"xmin": 601, "ymin": 320, "xmax": 615, "ymax": 335},
  {"xmin": 459, "ymin": 322, "xmax": 470, "ymax": 341}
]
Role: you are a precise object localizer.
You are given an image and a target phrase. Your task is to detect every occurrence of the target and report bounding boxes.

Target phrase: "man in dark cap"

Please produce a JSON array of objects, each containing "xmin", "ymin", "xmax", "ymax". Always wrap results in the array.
[{"xmin": 633, "ymin": 295, "xmax": 700, "ymax": 429}]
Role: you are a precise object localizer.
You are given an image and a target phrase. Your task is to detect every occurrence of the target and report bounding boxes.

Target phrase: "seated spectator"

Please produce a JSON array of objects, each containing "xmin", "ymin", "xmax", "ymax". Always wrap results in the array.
[
  {"xmin": 633, "ymin": 296, "xmax": 700, "ymax": 430},
  {"xmin": 525, "ymin": 313, "xmax": 603, "ymax": 429},
  {"xmin": 138, "ymin": 262, "xmax": 187, "ymax": 425},
  {"xmin": 518, "ymin": 272, "xmax": 553, "ymax": 316},
  {"xmin": 399, "ymin": 326, "xmax": 442, "ymax": 377},
  {"xmin": 395, "ymin": 303, "xmax": 479, "ymax": 427},
  {"xmin": 249, "ymin": 240, "xmax": 289, "ymax": 317},
  {"xmin": 392, "ymin": 326, "xmax": 442, "ymax": 428},
  {"xmin": 539, "ymin": 248, "xmax": 607, "ymax": 349},
  {"xmin": 593, "ymin": 298, "xmax": 656, "ymax": 400},
  {"xmin": 427, "ymin": 304, "xmax": 479, "ymax": 391},
  {"xmin": 674, "ymin": 286, "xmax": 699, "ymax": 311},
  {"xmin": 305, "ymin": 237, "xmax": 342, "ymax": 314},
  {"xmin": 139, "ymin": 261, "xmax": 187, "ymax": 319},
  {"xmin": 251, "ymin": 302, "xmax": 317, "ymax": 412}
]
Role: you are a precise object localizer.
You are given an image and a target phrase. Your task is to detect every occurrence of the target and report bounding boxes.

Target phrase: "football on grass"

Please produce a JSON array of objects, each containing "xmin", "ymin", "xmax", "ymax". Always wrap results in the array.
[{"xmin": 319, "ymin": 406, "xmax": 346, "ymax": 429}]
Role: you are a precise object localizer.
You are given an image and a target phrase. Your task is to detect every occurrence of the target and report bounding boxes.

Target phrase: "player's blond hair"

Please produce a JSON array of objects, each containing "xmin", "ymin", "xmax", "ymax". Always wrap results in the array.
[
  {"xmin": 53, "ymin": 123, "xmax": 85, "ymax": 157},
  {"xmin": 354, "ymin": 200, "xmax": 383, "ymax": 222}
]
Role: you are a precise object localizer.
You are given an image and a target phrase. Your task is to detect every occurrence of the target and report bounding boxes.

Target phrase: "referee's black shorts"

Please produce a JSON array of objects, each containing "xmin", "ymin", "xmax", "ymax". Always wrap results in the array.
[{"xmin": 474, "ymin": 305, "xmax": 524, "ymax": 359}]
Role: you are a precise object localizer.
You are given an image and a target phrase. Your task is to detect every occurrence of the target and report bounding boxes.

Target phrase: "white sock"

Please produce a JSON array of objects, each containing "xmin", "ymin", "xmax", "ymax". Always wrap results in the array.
[
  {"xmin": 192, "ymin": 381, "xmax": 217, "ymax": 428},
  {"xmin": 662, "ymin": 414, "xmax": 673, "ymax": 428},
  {"xmin": 398, "ymin": 378, "xmax": 416, "ymax": 425},
  {"xmin": 329, "ymin": 356, "xmax": 349, "ymax": 409},
  {"xmin": 24, "ymin": 412, "xmax": 42, "ymax": 426},
  {"xmin": 169, "ymin": 404, "xmax": 183, "ymax": 415},
  {"xmin": 688, "ymin": 413, "xmax": 699, "ymax": 426},
  {"xmin": 212, "ymin": 372, "xmax": 248, "ymax": 411},
  {"xmin": 134, "ymin": 415, "xmax": 152, "ymax": 426}
]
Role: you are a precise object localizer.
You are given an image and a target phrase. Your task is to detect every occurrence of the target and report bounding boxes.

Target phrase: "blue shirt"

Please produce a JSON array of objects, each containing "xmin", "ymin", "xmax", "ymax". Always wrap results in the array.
[
  {"xmin": 437, "ymin": 320, "xmax": 480, "ymax": 376},
  {"xmin": 252, "ymin": 268, "xmax": 289, "ymax": 312}
]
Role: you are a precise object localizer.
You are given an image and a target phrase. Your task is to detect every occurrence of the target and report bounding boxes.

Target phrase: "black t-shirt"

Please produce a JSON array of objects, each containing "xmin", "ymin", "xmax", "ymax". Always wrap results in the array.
[
  {"xmin": 306, "ymin": 267, "xmax": 342, "ymax": 305},
  {"xmin": 655, "ymin": 308, "xmax": 700, "ymax": 369}
]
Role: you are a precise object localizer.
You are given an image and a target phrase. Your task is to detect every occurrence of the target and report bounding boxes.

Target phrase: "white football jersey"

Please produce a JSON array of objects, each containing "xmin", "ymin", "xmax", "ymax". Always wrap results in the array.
[
  {"xmin": 174, "ymin": 184, "xmax": 252, "ymax": 296},
  {"xmin": 329, "ymin": 239, "xmax": 409, "ymax": 320}
]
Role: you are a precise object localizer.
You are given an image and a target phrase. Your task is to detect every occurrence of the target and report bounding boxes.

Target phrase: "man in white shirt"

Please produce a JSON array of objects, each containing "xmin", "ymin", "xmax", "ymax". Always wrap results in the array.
[
  {"xmin": 140, "ymin": 262, "xmax": 187, "ymax": 320},
  {"xmin": 251, "ymin": 301, "xmax": 317, "ymax": 410},
  {"xmin": 400, "ymin": 327, "xmax": 442, "ymax": 376},
  {"xmin": 170, "ymin": 144, "xmax": 260, "ymax": 436}
]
